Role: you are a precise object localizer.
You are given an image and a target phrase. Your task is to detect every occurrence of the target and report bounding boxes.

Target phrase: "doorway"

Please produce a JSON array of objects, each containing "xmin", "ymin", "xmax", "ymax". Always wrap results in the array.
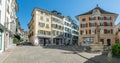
[{"xmin": 107, "ymin": 39, "xmax": 111, "ymax": 46}]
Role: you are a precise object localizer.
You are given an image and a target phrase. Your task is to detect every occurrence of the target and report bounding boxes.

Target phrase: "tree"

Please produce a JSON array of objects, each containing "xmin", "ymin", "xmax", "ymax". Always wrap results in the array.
[
  {"xmin": 112, "ymin": 43, "xmax": 120, "ymax": 56},
  {"xmin": 13, "ymin": 37, "xmax": 19, "ymax": 44}
]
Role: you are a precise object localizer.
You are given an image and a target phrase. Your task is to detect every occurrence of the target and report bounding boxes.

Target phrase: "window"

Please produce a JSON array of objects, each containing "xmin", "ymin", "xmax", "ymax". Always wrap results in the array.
[
  {"xmin": 64, "ymin": 22, "xmax": 66, "ymax": 25},
  {"xmin": 52, "ymin": 24, "xmax": 55, "ymax": 28},
  {"xmin": 83, "ymin": 30, "xmax": 86, "ymax": 35},
  {"xmin": 99, "ymin": 22, "xmax": 104, "ymax": 26},
  {"xmin": 38, "ymin": 30, "xmax": 44, "ymax": 35},
  {"xmin": 60, "ymin": 32, "xmax": 62, "ymax": 35},
  {"xmin": 89, "ymin": 23, "xmax": 95, "ymax": 27},
  {"xmin": 83, "ymin": 37, "xmax": 94, "ymax": 44},
  {"xmin": 100, "ymin": 29, "xmax": 104, "ymax": 34},
  {"xmin": 82, "ymin": 18, "xmax": 86, "ymax": 21},
  {"xmin": 41, "ymin": 11, "xmax": 43, "ymax": 14},
  {"xmin": 107, "ymin": 29, "xmax": 111, "ymax": 34},
  {"xmin": 46, "ymin": 18, "xmax": 49, "ymax": 22},
  {"xmin": 52, "ymin": 18, "xmax": 55, "ymax": 21},
  {"xmin": 52, "ymin": 30, "xmax": 55, "ymax": 36},
  {"xmin": 39, "ymin": 22, "xmax": 45, "ymax": 27},
  {"xmin": 89, "ymin": 17, "xmax": 96, "ymax": 20},
  {"xmin": 98, "ymin": 16, "xmax": 104, "ymax": 20},
  {"xmin": 104, "ymin": 16, "xmax": 107, "ymax": 20},
  {"xmin": 56, "ymin": 31, "xmax": 59, "ymax": 35},
  {"xmin": 40, "ymin": 16, "xmax": 43, "ymax": 20},
  {"xmin": 46, "ymin": 24, "xmax": 49, "ymax": 28},
  {"xmin": 81, "ymin": 24, "xmax": 86, "ymax": 28},
  {"xmin": 46, "ymin": 13, "xmax": 49, "ymax": 16},
  {"xmin": 44, "ymin": 31, "xmax": 46, "ymax": 35},
  {"xmin": 106, "ymin": 22, "xmax": 111, "ymax": 26},
  {"xmin": 7, "ymin": 5, "xmax": 9, "ymax": 13},
  {"xmin": 104, "ymin": 29, "xmax": 111, "ymax": 34},
  {"xmin": 65, "ymin": 27, "xmax": 69, "ymax": 32},
  {"xmin": 91, "ymin": 29, "xmax": 95, "ymax": 34},
  {"xmin": 59, "ymin": 26, "xmax": 61, "ymax": 29},
  {"xmin": 106, "ymin": 16, "xmax": 111, "ymax": 20},
  {"xmin": 45, "ymin": 31, "xmax": 51, "ymax": 35}
]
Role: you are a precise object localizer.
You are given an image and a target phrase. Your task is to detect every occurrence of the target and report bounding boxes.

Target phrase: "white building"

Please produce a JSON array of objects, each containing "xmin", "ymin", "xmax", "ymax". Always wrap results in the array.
[
  {"xmin": 63, "ymin": 16, "xmax": 72, "ymax": 45},
  {"xmin": 0, "ymin": 0, "xmax": 6, "ymax": 52},
  {"xmin": 63, "ymin": 16, "xmax": 79, "ymax": 45},
  {"xmin": 71, "ymin": 20, "xmax": 79, "ymax": 45},
  {"xmin": 0, "ymin": 0, "xmax": 18, "ymax": 52}
]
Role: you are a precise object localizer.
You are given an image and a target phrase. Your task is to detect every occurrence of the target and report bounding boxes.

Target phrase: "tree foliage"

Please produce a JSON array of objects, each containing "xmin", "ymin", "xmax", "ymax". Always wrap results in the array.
[
  {"xmin": 13, "ymin": 37, "xmax": 19, "ymax": 44},
  {"xmin": 112, "ymin": 43, "xmax": 120, "ymax": 56}
]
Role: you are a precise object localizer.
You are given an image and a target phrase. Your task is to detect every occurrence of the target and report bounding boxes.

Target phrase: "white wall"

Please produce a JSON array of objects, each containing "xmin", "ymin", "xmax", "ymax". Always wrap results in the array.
[{"xmin": 0, "ymin": 0, "xmax": 6, "ymax": 52}]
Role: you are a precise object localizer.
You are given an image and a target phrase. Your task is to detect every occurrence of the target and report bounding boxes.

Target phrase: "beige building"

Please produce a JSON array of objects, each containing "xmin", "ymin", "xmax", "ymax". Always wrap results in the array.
[
  {"xmin": 28, "ymin": 8, "xmax": 52, "ymax": 45},
  {"xmin": 28, "ymin": 8, "xmax": 64, "ymax": 45},
  {"xmin": 76, "ymin": 5, "xmax": 118, "ymax": 46},
  {"xmin": 51, "ymin": 11, "xmax": 64, "ymax": 45}
]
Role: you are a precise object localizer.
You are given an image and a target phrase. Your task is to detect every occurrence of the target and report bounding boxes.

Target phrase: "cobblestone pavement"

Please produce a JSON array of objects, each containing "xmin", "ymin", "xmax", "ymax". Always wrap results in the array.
[{"xmin": 1, "ymin": 46, "xmax": 107, "ymax": 63}]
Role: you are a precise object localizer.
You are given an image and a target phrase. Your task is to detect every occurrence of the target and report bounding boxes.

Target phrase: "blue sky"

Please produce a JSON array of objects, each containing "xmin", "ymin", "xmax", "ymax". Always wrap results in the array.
[{"xmin": 16, "ymin": 0, "xmax": 120, "ymax": 31}]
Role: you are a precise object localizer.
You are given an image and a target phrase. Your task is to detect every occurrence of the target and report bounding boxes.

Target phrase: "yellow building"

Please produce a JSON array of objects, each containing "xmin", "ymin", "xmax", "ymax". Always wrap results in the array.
[
  {"xmin": 76, "ymin": 5, "xmax": 118, "ymax": 46},
  {"xmin": 28, "ymin": 8, "xmax": 63, "ymax": 45},
  {"xmin": 28, "ymin": 8, "xmax": 52, "ymax": 45}
]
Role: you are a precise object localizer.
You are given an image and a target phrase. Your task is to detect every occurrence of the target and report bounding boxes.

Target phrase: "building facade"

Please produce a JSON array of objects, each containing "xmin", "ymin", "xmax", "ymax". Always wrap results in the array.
[
  {"xmin": 63, "ymin": 16, "xmax": 72, "ymax": 45},
  {"xmin": 76, "ymin": 5, "xmax": 118, "ymax": 46},
  {"xmin": 114, "ymin": 23, "xmax": 120, "ymax": 43},
  {"xmin": 51, "ymin": 11, "xmax": 64, "ymax": 45},
  {"xmin": 71, "ymin": 20, "xmax": 79, "ymax": 45},
  {"xmin": 28, "ymin": 8, "xmax": 52, "ymax": 45},
  {"xmin": 28, "ymin": 8, "xmax": 79, "ymax": 46},
  {"xmin": 0, "ymin": 0, "xmax": 18, "ymax": 52},
  {"xmin": 24, "ymin": 31, "xmax": 29, "ymax": 42}
]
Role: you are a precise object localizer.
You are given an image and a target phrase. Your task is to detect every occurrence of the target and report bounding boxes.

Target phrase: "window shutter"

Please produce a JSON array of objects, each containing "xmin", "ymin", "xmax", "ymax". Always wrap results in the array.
[{"xmin": 80, "ymin": 30, "xmax": 82, "ymax": 35}]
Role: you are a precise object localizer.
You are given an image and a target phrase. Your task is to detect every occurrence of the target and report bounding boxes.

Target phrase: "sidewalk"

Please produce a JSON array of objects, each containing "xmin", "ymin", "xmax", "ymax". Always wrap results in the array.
[
  {"xmin": 72, "ymin": 46, "xmax": 120, "ymax": 63},
  {"xmin": 0, "ymin": 45, "xmax": 17, "ymax": 63}
]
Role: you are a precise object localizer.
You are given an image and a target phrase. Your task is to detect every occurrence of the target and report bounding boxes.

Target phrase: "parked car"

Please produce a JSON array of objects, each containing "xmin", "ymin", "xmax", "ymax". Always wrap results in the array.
[{"xmin": 22, "ymin": 42, "xmax": 33, "ymax": 46}]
